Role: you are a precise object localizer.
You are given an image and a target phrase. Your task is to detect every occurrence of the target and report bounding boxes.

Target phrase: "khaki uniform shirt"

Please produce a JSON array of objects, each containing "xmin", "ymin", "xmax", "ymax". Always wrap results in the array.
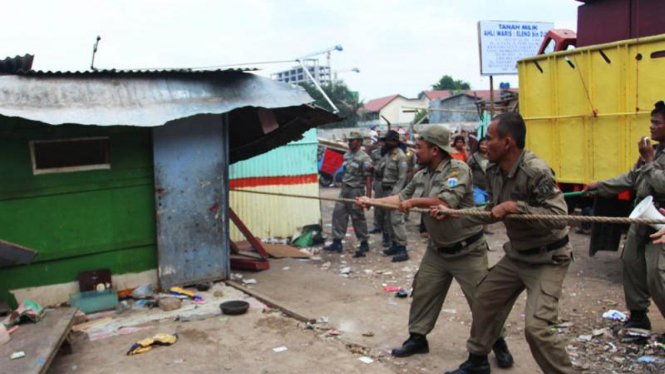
[
  {"xmin": 370, "ymin": 147, "xmax": 385, "ymax": 181},
  {"xmin": 598, "ymin": 145, "xmax": 665, "ymax": 205},
  {"xmin": 382, "ymin": 147, "xmax": 408, "ymax": 194},
  {"xmin": 342, "ymin": 149, "xmax": 372, "ymax": 188},
  {"xmin": 464, "ymin": 150, "xmax": 569, "ymax": 256},
  {"xmin": 400, "ymin": 158, "xmax": 482, "ymax": 249}
]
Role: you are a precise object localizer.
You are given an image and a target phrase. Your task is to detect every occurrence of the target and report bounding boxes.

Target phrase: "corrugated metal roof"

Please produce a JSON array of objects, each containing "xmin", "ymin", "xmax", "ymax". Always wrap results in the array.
[
  {"xmin": 0, "ymin": 55, "xmax": 34, "ymax": 74},
  {"xmin": 10, "ymin": 67, "xmax": 257, "ymax": 76},
  {"xmin": 0, "ymin": 69, "xmax": 340, "ymax": 163}
]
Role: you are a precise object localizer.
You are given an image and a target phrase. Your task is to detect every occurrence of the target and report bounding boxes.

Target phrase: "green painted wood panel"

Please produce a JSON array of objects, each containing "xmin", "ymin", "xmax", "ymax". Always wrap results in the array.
[{"xmin": 0, "ymin": 118, "xmax": 157, "ymax": 307}]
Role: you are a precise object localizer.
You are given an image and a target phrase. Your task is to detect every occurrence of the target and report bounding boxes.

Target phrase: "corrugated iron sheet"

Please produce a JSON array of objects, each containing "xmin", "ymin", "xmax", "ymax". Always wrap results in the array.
[
  {"xmin": 0, "ymin": 69, "xmax": 341, "ymax": 163},
  {"xmin": 0, "ymin": 55, "xmax": 34, "ymax": 74},
  {"xmin": 229, "ymin": 183, "xmax": 320, "ymax": 241},
  {"xmin": 230, "ymin": 128, "xmax": 317, "ymax": 179}
]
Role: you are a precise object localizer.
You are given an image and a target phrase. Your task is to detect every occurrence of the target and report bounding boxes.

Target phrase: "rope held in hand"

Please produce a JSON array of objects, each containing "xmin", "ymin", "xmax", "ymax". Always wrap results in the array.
[{"xmin": 230, "ymin": 189, "xmax": 665, "ymax": 226}]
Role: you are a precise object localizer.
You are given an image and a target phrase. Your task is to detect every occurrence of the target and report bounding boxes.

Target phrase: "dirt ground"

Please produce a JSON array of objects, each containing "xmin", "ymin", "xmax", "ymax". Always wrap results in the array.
[{"xmin": 46, "ymin": 186, "xmax": 664, "ymax": 374}]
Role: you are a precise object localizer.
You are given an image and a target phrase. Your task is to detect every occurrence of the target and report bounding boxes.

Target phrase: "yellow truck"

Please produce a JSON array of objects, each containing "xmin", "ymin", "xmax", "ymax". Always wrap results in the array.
[
  {"xmin": 518, "ymin": 34, "xmax": 665, "ymax": 186},
  {"xmin": 517, "ymin": 0, "xmax": 665, "ymax": 253}
]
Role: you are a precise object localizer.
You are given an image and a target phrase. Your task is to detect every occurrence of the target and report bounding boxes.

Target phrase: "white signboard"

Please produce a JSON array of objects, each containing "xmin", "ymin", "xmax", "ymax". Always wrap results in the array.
[{"xmin": 478, "ymin": 20, "xmax": 554, "ymax": 76}]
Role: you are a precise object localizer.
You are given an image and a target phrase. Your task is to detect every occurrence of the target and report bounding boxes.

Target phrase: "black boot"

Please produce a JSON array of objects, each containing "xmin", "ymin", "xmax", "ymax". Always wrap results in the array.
[
  {"xmin": 382, "ymin": 233, "xmax": 391, "ymax": 248},
  {"xmin": 323, "ymin": 239, "xmax": 342, "ymax": 253},
  {"xmin": 383, "ymin": 243, "xmax": 400, "ymax": 255},
  {"xmin": 369, "ymin": 227, "xmax": 382, "ymax": 234},
  {"xmin": 391, "ymin": 246, "xmax": 409, "ymax": 262},
  {"xmin": 492, "ymin": 338, "xmax": 514, "ymax": 368},
  {"xmin": 391, "ymin": 333, "xmax": 429, "ymax": 357},
  {"xmin": 445, "ymin": 354, "xmax": 490, "ymax": 374},
  {"xmin": 353, "ymin": 241, "xmax": 369, "ymax": 258},
  {"xmin": 624, "ymin": 310, "xmax": 651, "ymax": 330}
]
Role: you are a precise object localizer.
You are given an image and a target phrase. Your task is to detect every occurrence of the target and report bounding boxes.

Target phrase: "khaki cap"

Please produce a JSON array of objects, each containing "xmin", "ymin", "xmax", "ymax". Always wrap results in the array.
[
  {"xmin": 417, "ymin": 125, "xmax": 458, "ymax": 154},
  {"xmin": 347, "ymin": 131, "xmax": 363, "ymax": 140}
]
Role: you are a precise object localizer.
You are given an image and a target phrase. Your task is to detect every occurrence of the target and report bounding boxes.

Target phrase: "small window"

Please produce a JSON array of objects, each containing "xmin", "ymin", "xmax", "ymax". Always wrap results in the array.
[{"xmin": 30, "ymin": 137, "xmax": 111, "ymax": 175}]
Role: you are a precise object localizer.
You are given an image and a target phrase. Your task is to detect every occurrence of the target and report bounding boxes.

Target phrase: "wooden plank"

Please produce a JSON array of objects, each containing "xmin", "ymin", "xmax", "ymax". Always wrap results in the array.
[
  {"xmin": 0, "ymin": 307, "xmax": 78, "ymax": 374},
  {"xmin": 263, "ymin": 244, "xmax": 311, "ymax": 258},
  {"xmin": 226, "ymin": 281, "xmax": 314, "ymax": 323},
  {"xmin": 71, "ymin": 317, "xmax": 113, "ymax": 333}
]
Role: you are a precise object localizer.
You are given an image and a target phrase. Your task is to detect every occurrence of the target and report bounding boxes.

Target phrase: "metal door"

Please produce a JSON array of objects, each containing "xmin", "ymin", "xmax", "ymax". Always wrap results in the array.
[{"xmin": 153, "ymin": 114, "xmax": 229, "ymax": 287}]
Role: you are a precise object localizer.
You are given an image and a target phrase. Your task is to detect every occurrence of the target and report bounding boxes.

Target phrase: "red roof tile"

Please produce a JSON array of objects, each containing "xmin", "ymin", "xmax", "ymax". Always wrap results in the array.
[
  {"xmin": 363, "ymin": 94, "xmax": 401, "ymax": 113},
  {"xmin": 421, "ymin": 90, "xmax": 454, "ymax": 101}
]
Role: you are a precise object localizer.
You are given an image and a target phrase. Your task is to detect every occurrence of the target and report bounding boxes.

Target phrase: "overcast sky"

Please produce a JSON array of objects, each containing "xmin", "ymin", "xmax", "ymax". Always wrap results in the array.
[{"xmin": 2, "ymin": 0, "xmax": 579, "ymax": 102}]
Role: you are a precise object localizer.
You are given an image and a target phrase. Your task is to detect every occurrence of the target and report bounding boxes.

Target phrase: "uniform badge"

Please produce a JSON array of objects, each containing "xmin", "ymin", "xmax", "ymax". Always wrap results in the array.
[
  {"xmin": 401, "ymin": 161, "xmax": 408, "ymax": 169},
  {"xmin": 447, "ymin": 177, "xmax": 459, "ymax": 187}
]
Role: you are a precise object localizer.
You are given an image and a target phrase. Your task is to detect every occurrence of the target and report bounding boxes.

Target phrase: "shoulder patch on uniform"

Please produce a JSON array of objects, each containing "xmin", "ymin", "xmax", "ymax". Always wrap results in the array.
[
  {"xmin": 446, "ymin": 169, "xmax": 460, "ymax": 177},
  {"xmin": 447, "ymin": 177, "xmax": 459, "ymax": 187},
  {"xmin": 534, "ymin": 174, "xmax": 557, "ymax": 196}
]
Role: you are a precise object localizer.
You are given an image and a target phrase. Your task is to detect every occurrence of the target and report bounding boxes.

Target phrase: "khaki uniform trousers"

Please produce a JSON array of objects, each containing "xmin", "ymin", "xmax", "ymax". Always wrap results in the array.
[
  {"xmin": 332, "ymin": 186, "xmax": 369, "ymax": 242},
  {"xmin": 623, "ymin": 224, "xmax": 665, "ymax": 316},
  {"xmin": 409, "ymin": 239, "xmax": 495, "ymax": 335},
  {"xmin": 467, "ymin": 244, "xmax": 574, "ymax": 374},
  {"xmin": 382, "ymin": 183, "xmax": 407, "ymax": 246},
  {"xmin": 385, "ymin": 209, "xmax": 408, "ymax": 246},
  {"xmin": 373, "ymin": 182, "xmax": 387, "ymax": 230}
]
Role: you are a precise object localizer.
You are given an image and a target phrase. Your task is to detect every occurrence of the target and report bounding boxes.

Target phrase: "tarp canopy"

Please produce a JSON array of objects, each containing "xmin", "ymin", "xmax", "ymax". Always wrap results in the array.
[{"xmin": 0, "ymin": 69, "xmax": 341, "ymax": 163}]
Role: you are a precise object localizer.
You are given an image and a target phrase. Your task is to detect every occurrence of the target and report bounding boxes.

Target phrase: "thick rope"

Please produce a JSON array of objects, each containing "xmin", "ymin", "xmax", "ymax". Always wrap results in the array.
[{"xmin": 230, "ymin": 189, "xmax": 665, "ymax": 226}]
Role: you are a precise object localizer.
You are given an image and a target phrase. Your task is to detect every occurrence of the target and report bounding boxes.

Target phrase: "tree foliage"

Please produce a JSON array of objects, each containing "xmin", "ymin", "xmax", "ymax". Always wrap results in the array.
[
  {"xmin": 413, "ymin": 109, "xmax": 429, "ymax": 124},
  {"xmin": 431, "ymin": 75, "xmax": 471, "ymax": 92},
  {"xmin": 299, "ymin": 81, "xmax": 362, "ymax": 129}
]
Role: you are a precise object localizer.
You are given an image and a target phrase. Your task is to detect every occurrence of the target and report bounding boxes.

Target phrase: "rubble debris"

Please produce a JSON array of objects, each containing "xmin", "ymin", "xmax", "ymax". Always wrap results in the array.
[
  {"xmin": 159, "ymin": 298, "xmax": 182, "ymax": 312},
  {"xmin": 359, "ymin": 356, "xmax": 374, "ymax": 364},
  {"xmin": 395, "ymin": 289, "xmax": 410, "ymax": 298},
  {"xmin": 10, "ymin": 351, "xmax": 25, "ymax": 360},
  {"xmin": 131, "ymin": 285, "xmax": 154, "ymax": 299}
]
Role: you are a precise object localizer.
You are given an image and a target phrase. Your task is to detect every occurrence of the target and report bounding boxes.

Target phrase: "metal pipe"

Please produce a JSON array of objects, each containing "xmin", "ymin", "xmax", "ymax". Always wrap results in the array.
[{"xmin": 296, "ymin": 59, "xmax": 339, "ymax": 114}]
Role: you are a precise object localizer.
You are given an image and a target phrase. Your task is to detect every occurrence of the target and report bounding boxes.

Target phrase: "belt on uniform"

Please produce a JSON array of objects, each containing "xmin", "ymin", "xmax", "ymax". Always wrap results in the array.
[
  {"xmin": 343, "ymin": 184, "xmax": 363, "ymax": 189},
  {"xmin": 437, "ymin": 231, "xmax": 484, "ymax": 254},
  {"xmin": 519, "ymin": 235, "xmax": 569, "ymax": 256},
  {"xmin": 382, "ymin": 183, "xmax": 395, "ymax": 189}
]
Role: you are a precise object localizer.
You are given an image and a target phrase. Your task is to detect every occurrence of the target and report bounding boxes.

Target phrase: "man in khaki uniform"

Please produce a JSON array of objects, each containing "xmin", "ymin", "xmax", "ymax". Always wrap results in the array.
[
  {"xmin": 381, "ymin": 130, "xmax": 410, "ymax": 262},
  {"xmin": 442, "ymin": 113, "xmax": 574, "ymax": 374},
  {"xmin": 586, "ymin": 101, "xmax": 665, "ymax": 329},
  {"xmin": 357, "ymin": 125, "xmax": 513, "ymax": 367},
  {"xmin": 403, "ymin": 137, "xmax": 418, "ymax": 222},
  {"xmin": 324, "ymin": 131, "xmax": 372, "ymax": 257},
  {"xmin": 370, "ymin": 137, "xmax": 388, "ymax": 242}
]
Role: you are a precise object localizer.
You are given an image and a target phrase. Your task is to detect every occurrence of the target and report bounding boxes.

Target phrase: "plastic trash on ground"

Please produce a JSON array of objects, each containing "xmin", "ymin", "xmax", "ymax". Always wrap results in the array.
[
  {"xmin": 127, "ymin": 333, "xmax": 178, "ymax": 356},
  {"xmin": 602, "ymin": 309, "xmax": 627, "ymax": 321}
]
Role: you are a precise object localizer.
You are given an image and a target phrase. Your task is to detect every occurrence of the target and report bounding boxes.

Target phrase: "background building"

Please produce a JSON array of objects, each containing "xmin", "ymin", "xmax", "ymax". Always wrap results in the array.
[{"xmin": 271, "ymin": 64, "xmax": 331, "ymax": 85}]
